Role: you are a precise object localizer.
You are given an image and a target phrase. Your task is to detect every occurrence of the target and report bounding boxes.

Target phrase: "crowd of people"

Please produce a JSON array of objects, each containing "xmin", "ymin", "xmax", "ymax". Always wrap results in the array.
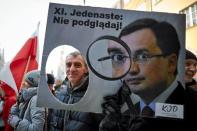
[{"xmin": 0, "ymin": 18, "xmax": 197, "ymax": 131}]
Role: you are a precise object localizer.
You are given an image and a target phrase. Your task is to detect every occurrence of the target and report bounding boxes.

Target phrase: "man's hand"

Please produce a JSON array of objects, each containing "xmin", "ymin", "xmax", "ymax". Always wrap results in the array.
[
  {"xmin": 8, "ymin": 115, "xmax": 21, "ymax": 128},
  {"xmin": 102, "ymin": 95, "xmax": 121, "ymax": 115},
  {"xmin": 99, "ymin": 94, "xmax": 122, "ymax": 131},
  {"xmin": 99, "ymin": 82, "xmax": 132, "ymax": 131},
  {"xmin": 10, "ymin": 104, "xmax": 20, "ymax": 116}
]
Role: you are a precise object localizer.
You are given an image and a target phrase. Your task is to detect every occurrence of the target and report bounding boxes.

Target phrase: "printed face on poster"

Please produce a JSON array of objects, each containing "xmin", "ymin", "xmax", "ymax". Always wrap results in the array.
[{"xmin": 37, "ymin": 3, "xmax": 185, "ymax": 119}]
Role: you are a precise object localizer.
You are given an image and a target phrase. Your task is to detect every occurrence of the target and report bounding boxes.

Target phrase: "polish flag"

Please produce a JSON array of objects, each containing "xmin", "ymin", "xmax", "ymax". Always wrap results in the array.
[{"xmin": 0, "ymin": 23, "xmax": 40, "ymax": 95}]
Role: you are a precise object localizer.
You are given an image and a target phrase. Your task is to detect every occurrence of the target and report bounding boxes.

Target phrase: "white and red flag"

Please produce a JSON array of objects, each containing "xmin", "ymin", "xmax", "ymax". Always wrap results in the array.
[{"xmin": 0, "ymin": 23, "xmax": 40, "ymax": 95}]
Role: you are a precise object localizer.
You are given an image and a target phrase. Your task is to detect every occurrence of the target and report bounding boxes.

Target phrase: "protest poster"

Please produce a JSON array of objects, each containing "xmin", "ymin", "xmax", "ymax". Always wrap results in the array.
[{"xmin": 37, "ymin": 2, "xmax": 185, "ymax": 119}]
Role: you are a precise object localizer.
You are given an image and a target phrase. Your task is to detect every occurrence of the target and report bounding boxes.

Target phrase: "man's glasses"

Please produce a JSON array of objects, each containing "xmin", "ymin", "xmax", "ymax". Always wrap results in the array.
[
  {"xmin": 87, "ymin": 35, "xmax": 132, "ymax": 80},
  {"xmin": 98, "ymin": 53, "xmax": 167, "ymax": 67}
]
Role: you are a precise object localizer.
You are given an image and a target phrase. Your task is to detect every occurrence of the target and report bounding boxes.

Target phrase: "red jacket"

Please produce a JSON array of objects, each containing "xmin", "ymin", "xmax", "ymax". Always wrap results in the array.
[{"xmin": 0, "ymin": 82, "xmax": 16, "ymax": 131}]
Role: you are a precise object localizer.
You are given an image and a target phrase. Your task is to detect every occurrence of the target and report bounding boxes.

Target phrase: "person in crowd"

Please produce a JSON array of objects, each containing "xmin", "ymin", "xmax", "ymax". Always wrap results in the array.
[
  {"xmin": 185, "ymin": 49, "xmax": 197, "ymax": 89},
  {"xmin": 47, "ymin": 73, "xmax": 55, "ymax": 94},
  {"xmin": 99, "ymin": 18, "xmax": 195, "ymax": 131},
  {"xmin": 48, "ymin": 51, "xmax": 103, "ymax": 131},
  {"xmin": 44, "ymin": 73, "xmax": 55, "ymax": 131},
  {"xmin": 0, "ymin": 81, "xmax": 16, "ymax": 131},
  {"xmin": 184, "ymin": 49, "xmax": 197, "ymax": 130},
  {"xmin": 8, "ymin": 70, "xmax": 45, "ymax": 131},
  {"xmin": 0, "ymin": 86, "xmax": 5, "ymax": 130},
  {"xmin": 54, "ymin": 78, "xmax": 64, "ymax": 94}
]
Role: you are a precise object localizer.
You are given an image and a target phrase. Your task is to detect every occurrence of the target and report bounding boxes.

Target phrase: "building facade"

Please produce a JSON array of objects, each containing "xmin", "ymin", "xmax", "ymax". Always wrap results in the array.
[
  {"xmin": 115, "ymin": 0, "xmax": 197, "ymax": 54},
  {"xmin": 56, "ymin": 47, "xmax": 66, "ymax": 81}
]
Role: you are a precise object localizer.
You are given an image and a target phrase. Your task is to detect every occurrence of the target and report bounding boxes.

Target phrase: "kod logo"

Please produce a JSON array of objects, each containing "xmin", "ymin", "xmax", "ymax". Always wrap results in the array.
[{"xmin": 162, "ymin": 105, "xmax": 178, "ymax": 112}]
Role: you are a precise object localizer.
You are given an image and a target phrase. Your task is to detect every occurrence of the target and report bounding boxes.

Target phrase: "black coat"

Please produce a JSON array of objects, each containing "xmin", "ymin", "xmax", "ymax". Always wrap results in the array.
[{"xmin": 185, "ymin": 85, "xmax": 197, "ymax": 130}]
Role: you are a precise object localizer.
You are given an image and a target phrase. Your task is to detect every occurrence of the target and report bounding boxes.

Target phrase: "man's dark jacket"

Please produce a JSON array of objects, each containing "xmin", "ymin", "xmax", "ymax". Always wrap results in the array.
[{"xmin": 48, "ymin": 76, "xmax": 103, "ymax": 131}]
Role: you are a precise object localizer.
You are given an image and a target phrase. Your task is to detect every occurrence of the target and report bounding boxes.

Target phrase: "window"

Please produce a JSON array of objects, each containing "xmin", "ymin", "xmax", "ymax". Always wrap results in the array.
[
  {"xmin": 180, "ymin": 2, "xmax": 197, "ymax": 28},
  {"xmin": 152, "ymin": 0, "xmax": 162, "ymax": 5},
  {"xmin": 123, "ymin": 0, "xmax": 130, "ymax": 5},
  {"xmin": 136, "ymin": 3, "xmax": 146, "ymax": 11}
]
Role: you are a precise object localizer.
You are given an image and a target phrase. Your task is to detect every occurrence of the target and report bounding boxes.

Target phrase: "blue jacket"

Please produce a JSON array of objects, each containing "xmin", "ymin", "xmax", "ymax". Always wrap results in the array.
[{"xmin": 9, "ymin": 88, "xmax": 45, "ymax": 131}]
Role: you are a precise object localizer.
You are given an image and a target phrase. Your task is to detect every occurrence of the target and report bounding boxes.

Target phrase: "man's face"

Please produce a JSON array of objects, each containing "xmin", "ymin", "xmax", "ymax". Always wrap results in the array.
[
  {"xmin": 109, "ymin": 28, "xmax": 176, "ymax": 101},
  {"xmin": 185, "ymin": 59, "xmax": 197, "ymax": 83},
  {"xmin": 66, "ymin": 55, "xmax": 88, "ymax": 87},
  {"xmin": 22, "ymin": 81, "xmax": 31, "ymax": 89}
]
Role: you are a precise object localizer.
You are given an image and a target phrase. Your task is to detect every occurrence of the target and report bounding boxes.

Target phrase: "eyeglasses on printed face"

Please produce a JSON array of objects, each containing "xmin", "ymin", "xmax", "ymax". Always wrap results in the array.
[{"xmin": 98, "ymin": 52, "xmax": 168, "ymax": 68}]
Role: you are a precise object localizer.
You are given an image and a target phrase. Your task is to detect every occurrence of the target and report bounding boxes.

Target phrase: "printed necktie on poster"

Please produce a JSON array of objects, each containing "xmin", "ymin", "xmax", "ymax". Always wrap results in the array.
[{"xmin": 141, "ymin": 106, "xmax": 155, "ymax": 117}]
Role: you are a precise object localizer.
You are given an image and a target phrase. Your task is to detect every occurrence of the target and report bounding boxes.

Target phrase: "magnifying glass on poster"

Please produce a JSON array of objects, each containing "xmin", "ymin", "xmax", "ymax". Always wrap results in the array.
[{"xmin": 86, "ymin": 35, "xmax": 132, "ymax": 81}]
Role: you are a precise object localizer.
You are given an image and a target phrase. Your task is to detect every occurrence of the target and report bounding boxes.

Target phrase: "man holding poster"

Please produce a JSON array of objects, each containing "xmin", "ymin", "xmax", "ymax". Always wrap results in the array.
[
  {"xmin": 38, "ymin": 3, "xmax": 195, "ymax": 130},
  {"xmin": 99, "ymin": 18, "xmax": 193, "ymax": 130}
]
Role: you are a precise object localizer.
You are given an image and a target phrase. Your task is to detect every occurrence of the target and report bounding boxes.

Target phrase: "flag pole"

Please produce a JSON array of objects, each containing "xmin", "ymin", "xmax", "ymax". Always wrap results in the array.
[
  {"xmin": 19, "ymin": 22, "xmax": 39, "ymax": 91},
  {"xmin": 19, "ymin": 55, "xmax": 31, "ymax": 90}
]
